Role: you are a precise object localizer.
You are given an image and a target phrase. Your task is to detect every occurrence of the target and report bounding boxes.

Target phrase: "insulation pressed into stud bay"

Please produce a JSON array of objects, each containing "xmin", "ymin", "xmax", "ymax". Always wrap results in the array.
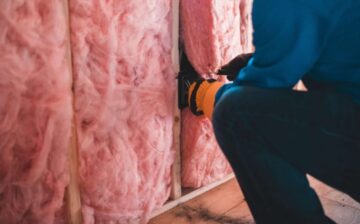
[
  {"xmin": 0, "ymin": 0, "xmax": 72, "ymax": 223},
  {"xmin": 181, "ymin": 0, "xmax": 254, "ymax": 188},
  {"xmin": 69, "ymin": 0, "xmax": 176, "ymax": 223}
]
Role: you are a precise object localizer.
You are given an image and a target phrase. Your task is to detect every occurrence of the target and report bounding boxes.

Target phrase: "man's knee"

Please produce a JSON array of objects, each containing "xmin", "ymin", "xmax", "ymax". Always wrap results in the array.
[{"xmin": 212, "ymin": 86, "xmax": 258, "ymax": 150}]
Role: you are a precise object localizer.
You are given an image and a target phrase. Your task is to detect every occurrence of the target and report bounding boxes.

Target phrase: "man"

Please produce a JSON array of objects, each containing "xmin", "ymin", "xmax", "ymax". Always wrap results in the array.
[{"xmin": 188, "ymin": 0, "xmax": 360, "ymax": 223}]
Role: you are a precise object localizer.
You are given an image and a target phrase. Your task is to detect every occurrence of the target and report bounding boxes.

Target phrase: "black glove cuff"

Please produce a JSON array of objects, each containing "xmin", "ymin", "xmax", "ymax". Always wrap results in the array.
[{"xmin": 190, "ymin": 80, "xmax": 204, "ymax": 116}]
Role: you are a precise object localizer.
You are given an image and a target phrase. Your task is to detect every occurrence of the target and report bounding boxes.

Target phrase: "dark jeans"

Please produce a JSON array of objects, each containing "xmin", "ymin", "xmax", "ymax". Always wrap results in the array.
[{"xmin": 212, "ymin": 86, "xmax": 360, "ymax": 224}]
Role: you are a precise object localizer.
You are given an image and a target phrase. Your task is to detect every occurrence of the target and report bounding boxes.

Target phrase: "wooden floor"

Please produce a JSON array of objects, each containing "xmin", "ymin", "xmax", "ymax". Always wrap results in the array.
[{"xmin": 150, "ymin": 177, "xmax": 360, "ymax": 224}]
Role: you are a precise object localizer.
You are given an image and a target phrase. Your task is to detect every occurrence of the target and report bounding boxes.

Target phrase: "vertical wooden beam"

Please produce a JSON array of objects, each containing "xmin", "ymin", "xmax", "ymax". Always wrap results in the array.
[
  {"xmin": 67, "ymin": 125, "xmax": 82, "ymax": 224},
  {"xmin": 170, "ymin": 0, "xmax": 182, "ymax": 200},
  {"xmin": 63, "ymin": 0, "xmax": 82, "ymax": 223}
]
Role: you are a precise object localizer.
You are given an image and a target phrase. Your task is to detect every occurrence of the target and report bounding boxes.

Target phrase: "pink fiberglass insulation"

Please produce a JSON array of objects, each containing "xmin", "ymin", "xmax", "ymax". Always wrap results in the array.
[
  {"xmin": 69, "ymin": 0, "xmax": 176, "ymax": 223},
  {"xmin": 0, "ymin": 0, "xmax": 72, "ymax": 223},
  {"xmin": 181, "ymin": 0, "xmax": 254, "ymax": 188},
  {"xmin": 240, "ymin": 0, "xmax": 254, "ymax": 53}
]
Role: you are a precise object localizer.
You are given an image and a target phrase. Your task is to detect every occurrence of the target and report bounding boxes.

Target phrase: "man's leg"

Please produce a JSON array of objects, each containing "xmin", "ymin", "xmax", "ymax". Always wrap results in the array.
[{"xmin": 212, "ymin": 86, "xmax": 360, "ymax": 224}]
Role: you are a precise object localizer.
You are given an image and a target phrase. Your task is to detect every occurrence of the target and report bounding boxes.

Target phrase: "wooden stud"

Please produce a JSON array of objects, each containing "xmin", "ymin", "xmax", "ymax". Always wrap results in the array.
[
  {"xmin": 63, "ymin": 0, "xmax": 82, "ymax": 223},
  {"xmin": 170, "ymin": 0, "xmax": 182, "ymax": 201},
  {"xmin": 66, "ymin": 126, "xmax": 82, "ymax": 224}
]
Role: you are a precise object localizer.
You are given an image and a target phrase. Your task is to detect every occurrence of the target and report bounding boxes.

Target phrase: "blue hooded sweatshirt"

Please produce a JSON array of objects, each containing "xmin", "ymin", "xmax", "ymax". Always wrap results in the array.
[{"xmin": 217, "ymin": 0, "xmax": 360, "ymax": 104}]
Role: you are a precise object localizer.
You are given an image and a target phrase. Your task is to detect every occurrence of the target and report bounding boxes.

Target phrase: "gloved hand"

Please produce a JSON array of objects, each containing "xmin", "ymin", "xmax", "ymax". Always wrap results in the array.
[
  {"xmin": 188, "ymin": 79, "xmax": 223, "ymax": 119},
  {"xmin": 217, "ymin": 53, "xmax": 253, "ymax": 81}
]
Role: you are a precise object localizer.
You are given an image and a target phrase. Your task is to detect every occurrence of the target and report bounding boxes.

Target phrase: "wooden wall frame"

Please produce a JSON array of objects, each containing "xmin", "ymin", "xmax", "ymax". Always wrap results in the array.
[
  {"xmin": 63, "ymin": 0, "xmax": 233, "ymax": 223},
  {"xmin": 153, "ymin": 0, "xmax": 235, "ymax": 219},
  {"xmin": 64, "ymin": 0, "xmax": 82, "ymax": 223},
  {"xmin": 170, "ymin": 0, "xmax": 182, "ymax": 201}
]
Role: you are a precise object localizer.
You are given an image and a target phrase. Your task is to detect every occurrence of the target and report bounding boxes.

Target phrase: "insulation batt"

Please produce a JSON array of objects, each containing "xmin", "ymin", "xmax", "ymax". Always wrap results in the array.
[
  {"xmin": 0, "ymin": 0, "xmax": 72, "ymax": 223},
  {"xmin": 181, "ymin": 0, "xmax": 253, "ymax": 188},
  {"xmin": 69, "ymin": 0, "xmax": 176, "ymax": 223}
]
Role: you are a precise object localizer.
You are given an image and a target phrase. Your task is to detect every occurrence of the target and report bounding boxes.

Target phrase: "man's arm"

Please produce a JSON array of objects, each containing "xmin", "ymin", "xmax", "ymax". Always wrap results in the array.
[{"xmin": 189, "ymin": 0, "xmax": 350, "ymax": 119}]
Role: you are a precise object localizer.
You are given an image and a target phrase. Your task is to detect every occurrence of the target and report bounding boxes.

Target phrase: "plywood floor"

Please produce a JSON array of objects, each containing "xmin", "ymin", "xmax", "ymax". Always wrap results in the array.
[{"xmin": 150, "ymin": 177, "xmax": 360, "ymax": 224}]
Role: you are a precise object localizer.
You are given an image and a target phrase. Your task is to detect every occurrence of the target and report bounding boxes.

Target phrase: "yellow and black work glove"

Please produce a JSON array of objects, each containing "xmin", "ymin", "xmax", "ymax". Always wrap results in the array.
[{"xmin": 188, "ymin": 79, "xmax": 223, "ymax": 119}]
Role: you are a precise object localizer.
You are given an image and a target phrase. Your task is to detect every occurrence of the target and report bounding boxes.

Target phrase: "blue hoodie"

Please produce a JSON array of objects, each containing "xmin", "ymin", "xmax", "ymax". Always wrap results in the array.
[{"xmin": 217, "ymin": 0, "xmax": 360, "ymax": 104}]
